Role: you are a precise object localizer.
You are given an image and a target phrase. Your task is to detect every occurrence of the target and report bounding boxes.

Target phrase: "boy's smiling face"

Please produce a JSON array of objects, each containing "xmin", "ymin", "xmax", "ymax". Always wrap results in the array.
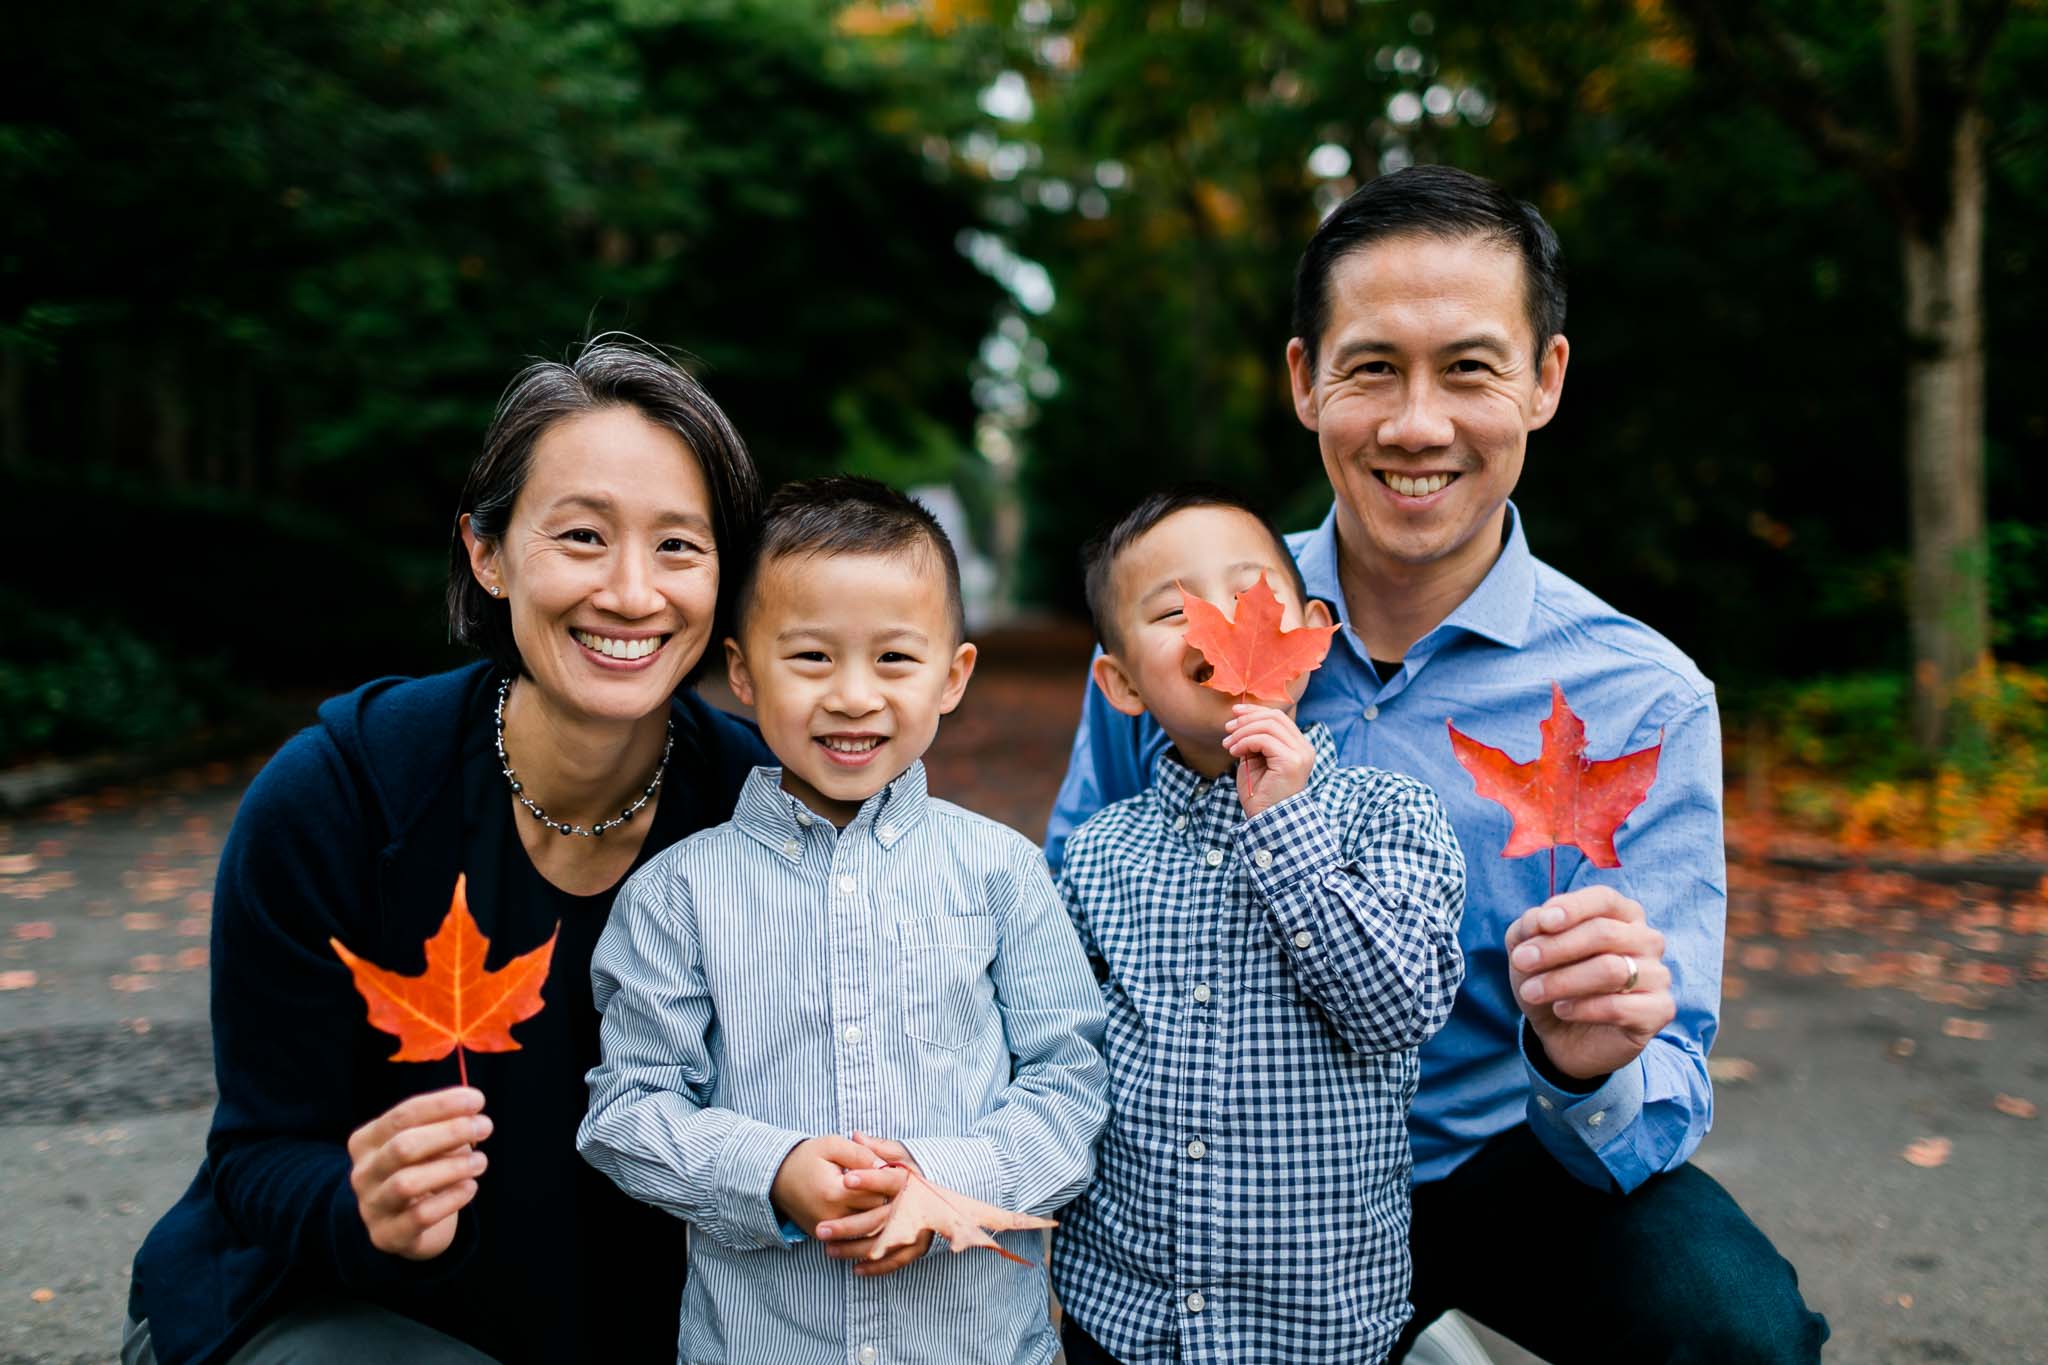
[
  {"xmin": 1093, "ymin": 505, "xmax": 1332, "ymax": 777},
  {"xmin": 726, "ymin": 547, "xmax": 976, "ymax": 825}
]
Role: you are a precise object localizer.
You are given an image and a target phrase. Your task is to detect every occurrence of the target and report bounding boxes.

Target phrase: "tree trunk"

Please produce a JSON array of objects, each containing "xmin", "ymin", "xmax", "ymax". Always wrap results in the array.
[{"xmin": 1901, "ymin": 103, "xmax": 1989, "ymax": 754}]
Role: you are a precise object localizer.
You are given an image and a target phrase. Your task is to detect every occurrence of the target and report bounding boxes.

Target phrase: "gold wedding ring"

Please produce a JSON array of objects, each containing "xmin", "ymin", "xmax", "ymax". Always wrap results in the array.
[{"xmin": 1620, "ymin": 955, "xmax": 1640, "ymax": 993}]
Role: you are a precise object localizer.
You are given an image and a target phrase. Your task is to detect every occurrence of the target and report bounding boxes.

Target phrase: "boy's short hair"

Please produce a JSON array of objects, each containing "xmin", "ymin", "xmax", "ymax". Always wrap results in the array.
[
  {"xmin": 735, "ymin": 475, "xmax": 967, "ymax": 642},
  {"xmin": 1082, "ymin": 484, "xmax": 1311, "ymax": 654}
]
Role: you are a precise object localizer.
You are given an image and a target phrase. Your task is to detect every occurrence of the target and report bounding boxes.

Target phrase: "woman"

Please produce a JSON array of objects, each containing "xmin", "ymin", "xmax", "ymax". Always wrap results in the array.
[{"xmin": 124, "ymin": 340, "xmax": 771, "ymax": 1364}]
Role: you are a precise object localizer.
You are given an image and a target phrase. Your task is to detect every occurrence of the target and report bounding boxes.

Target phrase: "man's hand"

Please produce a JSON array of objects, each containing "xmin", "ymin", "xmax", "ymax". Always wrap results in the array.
[
  {"xmin": 1224, "ymin": 704, "xmax": 1316, "ymax": 818},
  {"xmin": 1506, "ymin": 887, "xmax": 1674, "ymax": 1083},
  {"xmin": 770, "ymin": 1136, "xmax": 896, "ymax": 1238},
  {"xmin": 817, "ymin": 1132, "xmax": 932, "ymax": 1277},
  {"xmin": 347, "ymin": 1087, "xmax": 491, "ymax": 1260}
]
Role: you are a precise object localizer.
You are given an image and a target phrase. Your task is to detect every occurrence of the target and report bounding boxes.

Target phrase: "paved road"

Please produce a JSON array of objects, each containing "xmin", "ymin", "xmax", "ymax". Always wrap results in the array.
[{"xmin": 3, "ymin": 683, "xmax": 2044, "ymax": 1364}]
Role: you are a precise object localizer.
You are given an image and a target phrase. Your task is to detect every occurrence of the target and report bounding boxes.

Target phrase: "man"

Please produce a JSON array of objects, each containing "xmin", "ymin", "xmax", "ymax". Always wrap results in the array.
[{"xmin": 1046, "ymin": 165, "xmax": 1827, "ymax": 1363}]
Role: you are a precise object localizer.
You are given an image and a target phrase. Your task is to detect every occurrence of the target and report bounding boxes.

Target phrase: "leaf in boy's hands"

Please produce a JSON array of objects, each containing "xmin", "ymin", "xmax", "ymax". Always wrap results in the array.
[
  {"xmin": 1446, "ymin": 682, "xmax": 1661, "ymax": 868},
  {"xmin": 330, "ymin": 874, "xmax": 557, "ymax": 1086},
  {"xmin": 1179, "ymin": 578, "xmax": 1338, "ymax": 704},
  {"xmin": 866, "ymin": 1163, "xmax": 1056, "ymax": 1266}
]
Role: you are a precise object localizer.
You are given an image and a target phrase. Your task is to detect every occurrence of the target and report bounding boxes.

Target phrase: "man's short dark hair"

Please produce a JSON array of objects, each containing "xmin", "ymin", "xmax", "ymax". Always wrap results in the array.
[
  {"xmin": 1082, "ymin": 484, "xmax": 1310, "ymax": 655},
  {"xmin": 1292, "ymin": 164, "xmax": 1566, "ymax": 366},
  {"xmin": 447, "ymin": 336, "xmax": 760, "ymax": 687},
  {"xmin": 735, "ymin": 476, "xmax": 966, "ymax": 643}
]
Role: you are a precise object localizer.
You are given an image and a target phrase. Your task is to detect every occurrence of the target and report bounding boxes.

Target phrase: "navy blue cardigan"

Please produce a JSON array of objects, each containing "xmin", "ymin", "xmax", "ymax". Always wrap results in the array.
[{"xmin": 130, "ymin": 662, "xmax": 768, "ymax": 1364}]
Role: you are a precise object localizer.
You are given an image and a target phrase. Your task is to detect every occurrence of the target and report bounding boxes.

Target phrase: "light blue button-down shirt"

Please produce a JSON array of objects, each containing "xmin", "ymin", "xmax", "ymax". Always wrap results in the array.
[
  {"xmin": 583, "ymin": 762, "xmax": 1110, "ymax": 1365},
  {"xmin": 1047, "ymin": 503, "xmax": 1723, "ymax": 1193}
]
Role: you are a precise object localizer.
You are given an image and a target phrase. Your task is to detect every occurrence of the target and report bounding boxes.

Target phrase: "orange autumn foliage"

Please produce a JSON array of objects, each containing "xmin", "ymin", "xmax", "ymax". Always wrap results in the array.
[
  {"xmin": 331, "ymin": 875, "xmax": 558, "ymax": 1084},
  {"xmin": 1178, "ymin": 578, "xmax": 1338, "ymax": 705}
]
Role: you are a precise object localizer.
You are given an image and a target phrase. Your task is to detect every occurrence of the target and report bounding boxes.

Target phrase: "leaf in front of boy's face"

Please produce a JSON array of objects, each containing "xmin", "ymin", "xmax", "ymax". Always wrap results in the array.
[{"xmin": 1180, "ymin": 577, "xmax": 1339, "ymax": 705}]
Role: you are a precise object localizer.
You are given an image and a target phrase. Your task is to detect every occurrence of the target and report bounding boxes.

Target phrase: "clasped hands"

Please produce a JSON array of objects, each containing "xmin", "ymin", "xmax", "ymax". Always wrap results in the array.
[
  {"xmin": 771, "ymin": 1131, "xmax": 930, "ymax": 1276},
  {"xmin": 1506, "ymin": 886, "xmax": 1676, "ymax": 1084}
]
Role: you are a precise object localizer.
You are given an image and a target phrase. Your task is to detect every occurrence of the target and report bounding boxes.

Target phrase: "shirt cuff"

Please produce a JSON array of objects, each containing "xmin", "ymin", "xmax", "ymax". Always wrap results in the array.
[
  {"xmin": 1236, "ymin": 788, "xmax": 1344, "ymax": 897},
  {"xmin": 899, "ymin": 1135, "xmax": 1006, "ymax": 1208},
  {"xmin": 1520, "ymin": 1019, "xmax": 1645, "ymax": 1176},
  {"xmin": 714, "ymin": 1118, "xmax": 808, "ymax": 1250}
]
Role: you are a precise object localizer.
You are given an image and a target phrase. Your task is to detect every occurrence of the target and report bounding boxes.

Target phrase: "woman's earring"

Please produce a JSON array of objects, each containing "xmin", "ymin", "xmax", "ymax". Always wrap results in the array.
[{"xmin": 489, "ymin": 585, "xmax": 501, "ymax": 597}]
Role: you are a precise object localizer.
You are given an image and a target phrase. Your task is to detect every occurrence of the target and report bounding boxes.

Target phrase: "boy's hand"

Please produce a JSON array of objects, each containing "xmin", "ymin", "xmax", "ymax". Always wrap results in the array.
[
  {"xmin": 770, "ymin": 1136, "xmax": 898, "ymax": 1237},
  {"xmin": 817, "ymin": 1132, "xmax": 933, "ymax": 1276},
  {"xmin": 1224, "ymin": 704, "xmax": 1316, "ymax": 818}
]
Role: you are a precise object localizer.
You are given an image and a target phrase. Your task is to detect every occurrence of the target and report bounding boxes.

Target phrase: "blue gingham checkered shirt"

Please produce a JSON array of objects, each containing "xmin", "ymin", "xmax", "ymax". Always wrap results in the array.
[
  {"xmin": 579, "ymin": 762, "xmax": 1110, "ymax": 1365},
  {"xmin": 1050, "ymin": 724, "xmax": 1466, "ymax": 1364}
]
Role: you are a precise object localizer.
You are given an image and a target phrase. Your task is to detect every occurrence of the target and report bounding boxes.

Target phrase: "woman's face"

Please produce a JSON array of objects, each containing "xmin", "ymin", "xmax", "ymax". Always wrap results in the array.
[{"xmin": 468, "ymin": 406, "xmax": 720, "ymax": 726}]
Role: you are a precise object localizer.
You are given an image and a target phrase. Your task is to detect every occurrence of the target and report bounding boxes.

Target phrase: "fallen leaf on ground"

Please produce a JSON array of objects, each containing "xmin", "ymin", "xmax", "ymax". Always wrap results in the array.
[
  {"xmin": 331, "ymin": 874, "xmax": 558, "ymax": 1086},
  {"xmin": 0, "ymin": 854, "xmax": 40, "ymax": 875},
  {"xmin": 867, "ymin": 1164, "xmax": 1057, "ymax": 1265},
  {"xmin": 122, "ymin": 912, "xmax": 164, "ymax": 932},
  {"xmin": 1897, "ymin": 1293, "xmax": 1914, "ymax": 1309},
  {"xmin": 29, "ymin": 1288, "xmax": 52, "ymax": 1304},
  {"xmin": 1179, "ymin": 578, "xmax": 1338, "ymax": 704},
  {"xmin": 1941, "ymin": 1017, "xmax": 1993, "ymax": 1040},
  {"xmin": 132, "ymin": 954, "xmax": 164, "ymax": 973},
  {"xmin": 1902, "ymin": 1136, "xmax": 1952, "ymax": 1168},
  {"xmin": 1448, "ymin": 683, "xmax": 1661, "ymax": 869},
  {"xmin": 109, "ymin": 974, "xmax": 155, "ymax": 993},
  {"xmin": 1891, "ymin": 1037, "xmax": 1917, "ymax": 1059},
  {"xmin": 174, "ymin": 947, "xmax": 208, "ymax": 970},
  {"xmin": 176, "ymin": 917, "xmax": 209, "ymax": 937},
  {"xmin": 0, "ymin": 970, "xmax": 37, "ymax": 990},
  {"xmin": 1708, "ymin": 1057, "xmax": 1758, "ymax": 1083},
  {"xmin": 1993, "ymin": 1093, "xmax": 2037, "ymax": 1120},
  {"xmin": 13, "ymin": 921, "xmax": 53, "ymax": 941}
]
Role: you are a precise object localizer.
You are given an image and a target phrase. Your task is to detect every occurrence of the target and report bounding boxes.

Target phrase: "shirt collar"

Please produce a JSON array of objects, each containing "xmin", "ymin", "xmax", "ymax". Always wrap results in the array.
[
  {"xmin": 1297, "ymin": 500, "xmax": 1536, "ymax": 651},
  {"xmin": 731, "ymin": 761, "xmax": 931, "ymax": 859},
  {"xmin": 1148, "ymin": 722, "xmax": 1339, "ymax": 820}
]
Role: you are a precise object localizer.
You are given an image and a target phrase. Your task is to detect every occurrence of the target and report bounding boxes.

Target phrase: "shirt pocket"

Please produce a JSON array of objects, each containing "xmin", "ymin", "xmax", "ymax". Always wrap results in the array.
[{"xmin": 897, "ymin": 914, "xmax": 999, "ymax": 1051}]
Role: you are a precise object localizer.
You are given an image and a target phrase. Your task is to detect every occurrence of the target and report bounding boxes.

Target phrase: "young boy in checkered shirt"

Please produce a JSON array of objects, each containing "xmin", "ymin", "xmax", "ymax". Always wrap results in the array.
[{"xmin": 1050, "ymin": 487, "xmax": 1468, "ymax": 1364}]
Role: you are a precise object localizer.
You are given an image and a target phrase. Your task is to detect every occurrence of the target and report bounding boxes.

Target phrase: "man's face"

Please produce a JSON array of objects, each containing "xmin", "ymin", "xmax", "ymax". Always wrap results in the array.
[{"xmin": 1286, "ymin": 234, "xmax": 1567, "ymax": 584}]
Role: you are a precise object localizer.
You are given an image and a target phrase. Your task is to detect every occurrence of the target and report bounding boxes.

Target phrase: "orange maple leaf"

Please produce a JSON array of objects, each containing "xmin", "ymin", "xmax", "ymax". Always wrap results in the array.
[
  {"xmin": 1446, "ymin": 682, "xmax": 1661, "ymax": 870},
  {"xmin": 867, "ymin": 1164, "xmax": 1057, "ymax": 1266},
  {"xmin": 1179, "ymin": 578, "xmax": 1339, "ymax": 704},
  {"xmin": 330, "ymin": 875, "xmax": 558, "ymax": 1086}
]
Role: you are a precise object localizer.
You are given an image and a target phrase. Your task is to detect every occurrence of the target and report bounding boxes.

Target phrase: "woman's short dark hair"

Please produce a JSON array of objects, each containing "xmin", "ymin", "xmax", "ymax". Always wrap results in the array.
[
  {"xmin": 1292, "ymin": 164, "xmax": 1566, "ymax": 365},
  {"xmin": 447, "ymin": 336, "xmax": 761, "ymax": 685}
]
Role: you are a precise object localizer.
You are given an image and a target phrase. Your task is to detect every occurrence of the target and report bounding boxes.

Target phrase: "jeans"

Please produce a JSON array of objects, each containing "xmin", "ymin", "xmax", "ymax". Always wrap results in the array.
[
  {"xmin": 124, "ymin": 1298, "xmax": 498, "ymax": 1365},
  {"xmin": 1392, "ymin": 1124, "xmax": 1829, "ymax": 1364}
]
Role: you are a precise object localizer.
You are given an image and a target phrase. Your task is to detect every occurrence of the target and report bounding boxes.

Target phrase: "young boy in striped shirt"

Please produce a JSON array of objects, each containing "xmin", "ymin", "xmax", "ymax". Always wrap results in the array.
[
  {"xmin": 1051, "ymin": 487, "xmax": 1468, "ymax": 1364},
  {"xmin": 580, "ymin": 477, "xmax": 1109, "ymax": 1364}
]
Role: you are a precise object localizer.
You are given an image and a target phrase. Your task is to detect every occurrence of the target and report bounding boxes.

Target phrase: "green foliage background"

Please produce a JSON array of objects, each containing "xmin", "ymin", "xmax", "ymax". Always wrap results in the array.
[{"xmin": 2, "ymin": 0, "xmax": 2045, "ymax": 765}]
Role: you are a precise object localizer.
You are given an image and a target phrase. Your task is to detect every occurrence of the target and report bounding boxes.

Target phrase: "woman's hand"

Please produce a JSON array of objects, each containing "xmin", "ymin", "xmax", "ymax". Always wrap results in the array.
[
  {"xmin": 347, "ymin": 1087, "xmax": 492, "ymax": 1261},
  {"xmin": 1224, "ymin": 704, "xmax": 1317, "ymax": 818}
]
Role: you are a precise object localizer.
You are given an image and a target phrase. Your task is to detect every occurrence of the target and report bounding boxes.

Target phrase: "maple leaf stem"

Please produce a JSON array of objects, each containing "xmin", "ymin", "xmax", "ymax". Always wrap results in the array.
[
  {"xmin": 1549, "ymin": 846, "xmax": 1556, "ymax": 902},
  {"xmin": 457, "ymin": 1045, "xmax": 468, "ymax": 1089}
]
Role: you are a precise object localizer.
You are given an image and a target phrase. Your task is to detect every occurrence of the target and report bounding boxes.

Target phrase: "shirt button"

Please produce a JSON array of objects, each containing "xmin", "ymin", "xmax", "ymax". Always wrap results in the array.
[
  {"xmin": 842, "ymin": 1025, "xmax": 862, "ymax": 1045},
  {"xmin": 1293, "ymin": 930, "xmax": 1313, "ymax": 949},
  {"xmin": 859, "ymin": 1348, "xmax": 877, "ymax": 1365},
  {"xmin": 1364, "ymin": 704, "xmax": 1380, "ymax": 721},
  {"xmin": 1588, "ymin": 1110, "xmax": 1606, "ymax": 1127},
  {"xmin": 1204, "ymin": 848, "xmax": 1223, "ymax": 867},
  {"xmin": 1187, "ymin": 1139, "xmax": 1207, "ymax": 1160},
  {"xmin": 781, "ymin": 837, "xmax": 799, "ymax": 857},
  {"xmin": 1536, "ymin": 1095, "xmax": 1554, "ymax": 1112},
  {"xmin": 1253, "ymin": 849, "xmax": 1273, "ymax": 869},
  {"xmin": 1192, "ymin": 984, "xmax": 1212, "ymax": 1004},
  {"xmin": 837, "ymin": 875, "xmax": 856, "ymax": 894},
  {"xmin": 1185, "ymin": 1292, "xmax": 1206, "ymax": 1313},
  {"xmin": 878, "ymin": 824, "xmax": 896, "ymax": 842},
  {"xmin": 1173, "ymin": 815, "xmax": 1187, "ymax": 831}
]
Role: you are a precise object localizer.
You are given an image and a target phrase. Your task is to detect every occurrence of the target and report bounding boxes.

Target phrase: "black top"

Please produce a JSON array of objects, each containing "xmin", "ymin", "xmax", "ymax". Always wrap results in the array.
[{"xmin": 129, "ymin": 662, "xmax": 772, "ymax": 1365}]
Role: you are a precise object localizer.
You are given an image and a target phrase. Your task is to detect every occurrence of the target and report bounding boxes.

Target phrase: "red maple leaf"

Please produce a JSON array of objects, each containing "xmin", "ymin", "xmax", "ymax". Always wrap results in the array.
[
  {"xmin": 1179, "ymin": 578, "xmax": 1339, "ymax": 704},
  {"xmin": 866, "ymin": 1164, "xmax": 1057, "ymax": 1266},
  {"xmin": 330, "ymin": 875, "xmax": 558, "ymax": 1086},
  {"xmin": 1446, "ymin": 683, "xmax": 1661, "ymax": 871}
]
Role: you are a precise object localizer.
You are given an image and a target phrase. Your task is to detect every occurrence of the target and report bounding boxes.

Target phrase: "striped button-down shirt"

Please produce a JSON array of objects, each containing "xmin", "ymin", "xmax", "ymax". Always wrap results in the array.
[
  {"xmin": 1051, "ymin": 725, "xmax": 1466, "ymax": 1364},
  {"xmin": 579, "ymin": 762, "xmax": 1110, "ymax": 1365}
]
